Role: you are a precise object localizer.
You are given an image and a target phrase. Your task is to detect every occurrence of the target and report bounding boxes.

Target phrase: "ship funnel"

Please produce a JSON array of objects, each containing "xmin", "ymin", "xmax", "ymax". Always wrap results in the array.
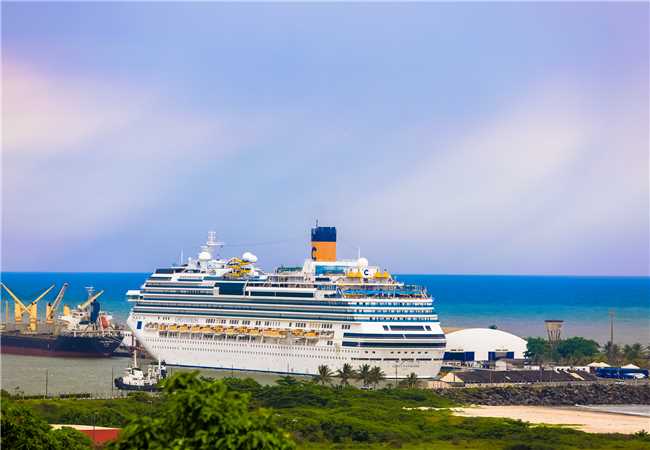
[{"xmin": 311, "ymin": 225, "xmax": 336, "ymax": 262}]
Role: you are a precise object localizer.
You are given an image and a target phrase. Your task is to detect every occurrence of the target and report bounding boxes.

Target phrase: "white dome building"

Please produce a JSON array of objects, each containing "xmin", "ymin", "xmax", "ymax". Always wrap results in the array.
[{"xmin": 444, "ymin": 328, "xmax": 527, "ymax": 362}]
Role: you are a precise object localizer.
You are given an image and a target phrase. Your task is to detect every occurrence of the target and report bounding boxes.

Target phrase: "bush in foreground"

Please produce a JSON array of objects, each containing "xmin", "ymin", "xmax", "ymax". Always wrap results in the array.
[
  {"xmin": 107, "ymin": 372, "xmax": 295, "ymax": 450},
  {"xmin": 1, "ymin": 399, "xmax": 91, "ymax": 450}
]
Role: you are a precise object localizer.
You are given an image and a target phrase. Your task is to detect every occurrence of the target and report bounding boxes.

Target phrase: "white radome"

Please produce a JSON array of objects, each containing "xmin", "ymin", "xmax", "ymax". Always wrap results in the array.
[
  {"xmin": 198, "ymin": 251, "xmax": 212, "ymax": 261},
  {"xmin": 357, "ymin": 257, "xmax": 369, "ymax": 268},
  {"xmin": 242, "ymin": 252, "xmax": 258, "ymax": 263}
]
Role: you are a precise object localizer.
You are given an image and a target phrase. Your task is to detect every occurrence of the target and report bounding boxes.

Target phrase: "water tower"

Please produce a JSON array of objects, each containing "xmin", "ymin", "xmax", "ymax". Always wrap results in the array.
[{"xmin": 544, "ymin": 320, "xmax": 564, "ymax": 344}]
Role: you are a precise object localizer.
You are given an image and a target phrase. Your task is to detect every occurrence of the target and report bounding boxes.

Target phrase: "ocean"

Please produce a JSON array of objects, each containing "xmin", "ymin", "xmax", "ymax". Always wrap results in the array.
[
  {"xmin": 1, "ymin": 272, "xmax": 648, "ymax": 396},
  {"xmin": 1, "ymin": 272, "xmax": 648, "ymax": 344}
]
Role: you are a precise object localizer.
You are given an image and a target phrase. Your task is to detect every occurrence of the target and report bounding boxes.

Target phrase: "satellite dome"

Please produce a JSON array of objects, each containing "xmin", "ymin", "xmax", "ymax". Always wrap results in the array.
[
  {"xmin": 198, "ymin": 251, "xmax": 212, "ymax": 261},
  {"xmin": 357, "ymin": 257, "xmax": 369, "ymax": 268},
  {"xmin": 242, "ymin": 252, "xmax": 258, "ymax": 263}
]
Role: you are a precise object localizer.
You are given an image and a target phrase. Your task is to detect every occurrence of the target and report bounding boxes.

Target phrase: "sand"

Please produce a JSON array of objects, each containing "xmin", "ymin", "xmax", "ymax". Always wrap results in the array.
[{"xmin": 451, "ymin": 406, "xmax": 650, "ymax": 434}]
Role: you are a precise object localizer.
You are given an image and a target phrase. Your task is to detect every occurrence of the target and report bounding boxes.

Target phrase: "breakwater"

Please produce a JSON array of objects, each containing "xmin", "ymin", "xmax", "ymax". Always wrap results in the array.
[{"xmin": 434, "ymin": 383, "xmax": 650, "ymax": 406}]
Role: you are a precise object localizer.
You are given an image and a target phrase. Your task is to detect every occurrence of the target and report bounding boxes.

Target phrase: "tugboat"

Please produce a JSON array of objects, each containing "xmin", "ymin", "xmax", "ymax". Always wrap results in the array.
[{"xmin": 114, "ymin": 351, "xmax": 167, "ymax": 392}]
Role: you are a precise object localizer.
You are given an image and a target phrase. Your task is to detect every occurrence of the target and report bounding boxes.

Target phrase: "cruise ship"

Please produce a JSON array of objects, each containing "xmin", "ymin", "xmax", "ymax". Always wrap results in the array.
[{"xmin": 126, "ymin": 226, "xmax": 446, "ymax": 378}]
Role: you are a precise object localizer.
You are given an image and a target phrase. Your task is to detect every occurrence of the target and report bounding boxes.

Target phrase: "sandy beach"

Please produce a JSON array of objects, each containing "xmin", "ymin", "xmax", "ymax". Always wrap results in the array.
[{"xmin": 452, "ymin": 406, "xmax": 650, "ymax": 434}]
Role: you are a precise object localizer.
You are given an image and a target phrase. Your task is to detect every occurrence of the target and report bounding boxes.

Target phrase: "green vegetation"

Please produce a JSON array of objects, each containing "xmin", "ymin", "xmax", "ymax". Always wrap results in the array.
[
  {"xmin": 4, "ymin": 374, "xmax": 649, "ymax": 449},
  {"xmin": 108, "ymin": 372, "xmax": 293, "ymax": 449},
  {"xmin": 1, "ymin": 397, "xmax": 92, "ymax": 450},
  {"xmin": 525, "ymin": 337, "xmax": 649, "ymax": 366},
  {"xmin": 314, "ymin": 365, "xmax": 334, "ymax": 386},
  {"xmin": 399, "ymin": 372, "xmax": 422, "ymax": 389},
  {"xmin": 336, "ymin": 363, "xmax": 356, "ymax": 386}
]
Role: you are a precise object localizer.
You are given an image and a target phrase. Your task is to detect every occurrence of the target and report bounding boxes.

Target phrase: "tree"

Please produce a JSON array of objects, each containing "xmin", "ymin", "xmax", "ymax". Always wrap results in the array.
[
  {"xmin": 314, "ymin": 365, "xmax": 333, "ymax": 386},
  {"xmin": 356, "ymin": 364, "xmax": 372, "ymax": 387},
  {"xmin": 368, "ymin": 366, "xmax": 386, "ymax": 387},
  {"xmin": 525, "ymin": 337, "xmax": 551, "ymax": 364},
  {"xmin": 399, "ymin": 372, "xmax": 421, "ymax": 389},
  {"xmin": 623, "ymin": 343, "xmax": 648, "ymax": 365},
  {"xmin": 108, "ymin": 372, "xmax": 294, "ymax": 450},
  {"xmin": 275, "ymin": 375, "xmax": 299, "ymax": 387},
  {"xmin": 555, "ymin": 337, "xmax": 599, "ymax": 363},
  {"xmin": 336, "ymin": 363, "xmax": 356, "ymax": 386},
  {"xmin": 603, "ymin": 341, "xmax": 623, "ymax": 366},
  {"xmin": 1, "ymin": 399, "xmax": 92, "ymax": 450}
]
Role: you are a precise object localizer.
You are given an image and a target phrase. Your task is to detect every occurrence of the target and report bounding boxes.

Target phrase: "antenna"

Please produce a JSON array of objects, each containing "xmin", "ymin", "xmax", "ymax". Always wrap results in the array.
[
  {"xmin": 85, "ymin": 286, "xmax": 95, "ymax": 299},
  {"xmin": 206, "ymin": 231, "xmax": 224, "ymax": 255}
]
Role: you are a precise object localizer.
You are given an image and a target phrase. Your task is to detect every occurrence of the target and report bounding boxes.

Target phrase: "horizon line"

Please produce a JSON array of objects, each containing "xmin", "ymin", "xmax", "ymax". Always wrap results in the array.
[{"xmin": 1, "ymin": 271, "xmax": 648, "ymax": 278}]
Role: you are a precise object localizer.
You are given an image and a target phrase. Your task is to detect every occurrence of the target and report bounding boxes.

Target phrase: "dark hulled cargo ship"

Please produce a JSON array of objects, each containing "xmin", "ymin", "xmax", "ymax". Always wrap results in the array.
[
  {"xmin": 0, "ymin": 331, "xmax": 122, "ymax": 357},
  {"xmin": 1, "ymin": 283, "xmax": 123, "ymax": 358}
]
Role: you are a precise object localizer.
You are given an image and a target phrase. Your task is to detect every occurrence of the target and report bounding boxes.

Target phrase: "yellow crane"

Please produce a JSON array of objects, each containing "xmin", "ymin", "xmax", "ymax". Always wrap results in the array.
[
  {"xmin": 0, "ymin": 283, "xmax": 55, "ymax": 332},
  {"xmin": 46, "ymin": 283, "xmax": 69, "ymax": 324},
  {"xmin": 77, "ymin": 289, "xmax": 104, "ymax": 312}
]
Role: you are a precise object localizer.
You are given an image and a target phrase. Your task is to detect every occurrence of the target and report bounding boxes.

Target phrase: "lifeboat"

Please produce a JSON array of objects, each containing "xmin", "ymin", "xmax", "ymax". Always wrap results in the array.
[
  {"xmin": 249, "ymin": 328, "xmax": 260, "ymax": 336},
  {"xmin": 347, "ymin": 271, "xmax": 362, "ymax": 278},
  {"xmin": 191, "ymin": 325, "xmax": 201, "ymax": 333},
  {"xmin": 179, "ymin": 325, "xmax": 189, "ymax": 333},
  {"xmin": 305, "ymin": 331, "xmax": 319, "ymax": 338},
  {"xmin": 159, "ymin": 324, "xmax": 167, "ymax": 332},
  {"xmin": 292, "ymin": 329, "xmax": 305, "ymax": 337},
  {"xmin": 201, "ymin": 326, "xmax": 213, "ymax": 333},
  {"xmin": 225, "ymin": 327, "xmax": 236, "ymax": 335},
  {"xmin": 262, "ymin": 329, "xmax": 279, "ymax": 337},
  {"xmin": 168, "ymin": 324, "xmax": 178, "ymax": 332}
]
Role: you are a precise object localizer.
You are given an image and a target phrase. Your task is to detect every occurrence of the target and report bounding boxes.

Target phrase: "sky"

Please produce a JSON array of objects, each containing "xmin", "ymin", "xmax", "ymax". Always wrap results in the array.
[{"xmin": 1, "ymin": 2, "xmax": 648, "ymax": 275}]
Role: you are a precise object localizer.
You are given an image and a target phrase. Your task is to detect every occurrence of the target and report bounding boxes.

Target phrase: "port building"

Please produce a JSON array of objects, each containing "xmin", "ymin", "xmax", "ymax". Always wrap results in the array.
[{"xmin": 443, "ymin": 328, "xmax": 527, "ymax": 363}]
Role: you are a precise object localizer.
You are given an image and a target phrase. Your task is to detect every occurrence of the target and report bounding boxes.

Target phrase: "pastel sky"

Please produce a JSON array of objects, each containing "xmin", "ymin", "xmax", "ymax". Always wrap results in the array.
[{"xmin": 2, "ymin": 2, "xmax": 648, "ymax": 275}]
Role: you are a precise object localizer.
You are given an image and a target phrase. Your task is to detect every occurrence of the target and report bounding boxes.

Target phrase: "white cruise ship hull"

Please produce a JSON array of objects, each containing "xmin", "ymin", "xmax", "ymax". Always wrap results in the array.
[{"xmin": 128, "ymin": 317, "xmax": 444, "ymax": 378}]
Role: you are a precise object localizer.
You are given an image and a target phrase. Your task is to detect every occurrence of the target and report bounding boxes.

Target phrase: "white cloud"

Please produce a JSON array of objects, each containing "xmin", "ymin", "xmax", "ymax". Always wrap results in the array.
[
  {"xmin": 1, "ymin": 62, "xmax": 267, "ymax": 247},
  {"xmin": 334, "ymin": 80, "xmax": 648, "ymax": 275}
]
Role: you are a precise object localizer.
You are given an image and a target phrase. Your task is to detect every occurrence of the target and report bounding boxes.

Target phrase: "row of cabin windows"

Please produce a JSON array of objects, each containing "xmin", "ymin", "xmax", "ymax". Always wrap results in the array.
[{"xmin": 155, "ymin": 316, "xmax": 340, "ymax": 330}]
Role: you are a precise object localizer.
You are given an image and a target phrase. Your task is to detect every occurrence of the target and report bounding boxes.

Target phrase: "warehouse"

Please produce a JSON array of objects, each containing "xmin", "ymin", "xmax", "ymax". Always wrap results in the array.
[{"xmin": 443, "ymin": 328, "xmax": 528, "ymax": 363}]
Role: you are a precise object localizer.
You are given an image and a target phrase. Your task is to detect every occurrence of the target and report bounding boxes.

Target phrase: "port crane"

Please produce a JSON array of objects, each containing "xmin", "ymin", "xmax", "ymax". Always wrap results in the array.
[
  {"xmin": 78, "ymin": 288, "xmax": 104, "ymax": 312},
  {"xmin": 46, "ymin": 283, "xmax": 69, "ymax": 324},
  {"xmin": 0, "ymin": 283, "xmax": 55, "ymax": 332}
]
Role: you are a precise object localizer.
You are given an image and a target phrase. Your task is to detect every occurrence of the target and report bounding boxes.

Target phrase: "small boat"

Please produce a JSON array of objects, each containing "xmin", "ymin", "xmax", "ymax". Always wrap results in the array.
[{"xmin": 114, "ymin": 351, "xmax": 167, "ymax": 392}]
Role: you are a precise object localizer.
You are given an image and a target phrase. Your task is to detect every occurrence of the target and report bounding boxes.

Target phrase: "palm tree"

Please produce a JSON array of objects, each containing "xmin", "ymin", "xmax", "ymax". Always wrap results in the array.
[
  {"xmin": 399, "ymin": 372, "xmax": 420, "ymax": 389},
  {"xmin": 356, "ymin": 364, "xmax": 372, "ymax": 387},
  {"xmin": 623, "ymin": 343, "xmax": 646, "ymax": 364},
  {"xmin": 336, "ymin": 363, "xmax": 356, "ymax": 386},
  {"xmin": 603, "ymin": 341, "xmax": 623, "ymax": 365},
  {"xmin": 368, "ymin": 366, "xmax": 386, "ymax": 388},
  {"xmin": 314, "ymin": 365, "xmax": 334, "ymax": 385}
]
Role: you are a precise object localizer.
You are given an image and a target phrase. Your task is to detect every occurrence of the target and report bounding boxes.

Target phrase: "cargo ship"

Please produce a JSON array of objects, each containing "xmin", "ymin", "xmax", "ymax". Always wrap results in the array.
[{"xmin": 0, "ymin": 283, "xmax": 123, "ymax": 357}]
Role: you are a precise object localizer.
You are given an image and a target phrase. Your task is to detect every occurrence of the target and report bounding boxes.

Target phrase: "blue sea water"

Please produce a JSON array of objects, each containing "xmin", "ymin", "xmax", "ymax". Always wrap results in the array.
[{"xmin": 1, "ymin": 272, "xmax": 648, "ymax": 345}]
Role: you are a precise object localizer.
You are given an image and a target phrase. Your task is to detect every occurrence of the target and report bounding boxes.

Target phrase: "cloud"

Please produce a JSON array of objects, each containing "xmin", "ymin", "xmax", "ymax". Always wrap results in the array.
[
  {"xmin": 334, "ymin": 80, "xmax": 648, "ymax": 275},
  {"xmin": 1, "ymin": 61, "xmax": 267, "ymax": 249}
]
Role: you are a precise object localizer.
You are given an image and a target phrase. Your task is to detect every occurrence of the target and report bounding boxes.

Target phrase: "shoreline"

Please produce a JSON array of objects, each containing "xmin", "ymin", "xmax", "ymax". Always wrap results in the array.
[{"xmin": 451, "ymin": 405, "xmax": 650, "ymax": 434}]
